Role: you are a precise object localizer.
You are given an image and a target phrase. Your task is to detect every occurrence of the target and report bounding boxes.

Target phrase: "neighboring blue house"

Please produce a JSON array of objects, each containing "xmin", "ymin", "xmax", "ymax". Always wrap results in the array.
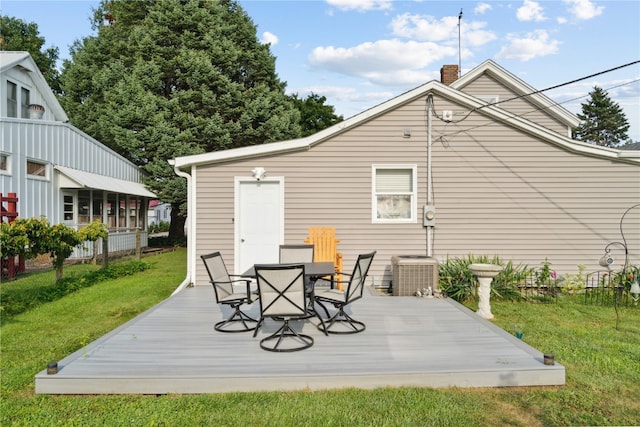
[{"xmin": 0, "ymin": 51, "xmax": 156, "ymax": 257}]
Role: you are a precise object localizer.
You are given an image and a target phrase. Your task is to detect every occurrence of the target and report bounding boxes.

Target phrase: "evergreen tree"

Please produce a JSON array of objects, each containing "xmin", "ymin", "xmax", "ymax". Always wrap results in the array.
[
  {"xmin": 59, "ymin": 0, "xmax": 301, "ymax": 239},
  {"xmin": 290, "ymin": 93, "xmax": 344, "ymax": 137},
  {"xmin": 0, "ymin": 16, "xmax": 61, "ymax": 93},
  {"xmin": 573, "ymin": 86, "xmax": 630, "ymax": 147}
]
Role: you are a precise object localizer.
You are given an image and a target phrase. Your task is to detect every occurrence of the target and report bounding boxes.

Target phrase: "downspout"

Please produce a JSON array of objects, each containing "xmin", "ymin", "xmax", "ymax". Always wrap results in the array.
[
  {"xmin": 169, "ymin": 160, "xmax": 194, "ymax": 296},
  {"xmin": 426, "ymin": 93, "xmax": 434, "ymax": 258}
]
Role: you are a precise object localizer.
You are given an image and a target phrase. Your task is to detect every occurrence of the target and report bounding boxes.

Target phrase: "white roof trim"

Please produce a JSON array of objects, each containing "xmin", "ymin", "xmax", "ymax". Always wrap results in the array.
[
  {"xmin": 173, "ymin": 65, "xmax": 639, "ymax": 169},
  {"xmin": 0, "ymin": 51, "xmax": 68, "ymax": 122},
  {"xmin": 55, "ymin": 166, "xmax": 156, "ymax": 198},
  {"xmin": 451, "ymin": 60, "xmax": 579, "ymax": 127},
  {"xmin": 173, "ymin": 82, "xmax": 435, "ymax": 169}
]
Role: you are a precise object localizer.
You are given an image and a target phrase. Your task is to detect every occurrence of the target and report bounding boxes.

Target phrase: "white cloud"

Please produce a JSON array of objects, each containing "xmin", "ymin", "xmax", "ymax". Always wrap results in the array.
[
  {"xmin": 495, "ymin": 30, "xmax": 560, "ymax": 61},
  {"xmin": 516, "ymin": 0, "xmax": 546, "ymax": 22},
  {"xmin": 287, "ymin": 84, "xmax": 395, "ymax": 117},
  {"xmin": 564, "ymin": 0, "xmax": 604, "ymax": 20},
  {"xmin": 474, "ymin": 3, "xmax": 492, "ymax": 15},
  {"xmin": 390, "ymin": 13, "xmax": 496, "ymax": 47},
  {"xmin": 325, "ymin": 0, "xmax": 393, "ymax": 12},
  {"xmin": 556, "ymin": 16, "xmax": 568, "ymax": 24},
  {"xmin": 308, "ymin": 39, "xmax": 457, "ymax": 86},
  {"xmin": 259, "ymin": 31, "xmax": 278, "ymax": 46},
  {"xmin": 293, "ymin": 85, "xmax": 393, "ymax": 104}
]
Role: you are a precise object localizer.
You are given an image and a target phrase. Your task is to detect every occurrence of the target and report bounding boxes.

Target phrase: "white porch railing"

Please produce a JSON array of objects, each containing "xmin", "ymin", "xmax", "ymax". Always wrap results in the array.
[{"xmin": 72, "ymin": 229, "xmax": 149, "ymax": 259}]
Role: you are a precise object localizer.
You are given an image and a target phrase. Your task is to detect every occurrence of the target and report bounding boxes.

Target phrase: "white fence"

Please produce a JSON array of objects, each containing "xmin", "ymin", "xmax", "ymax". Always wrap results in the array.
[{"xmin": 72, "ymin": 229, "xmax": 149, "ymax": 259}]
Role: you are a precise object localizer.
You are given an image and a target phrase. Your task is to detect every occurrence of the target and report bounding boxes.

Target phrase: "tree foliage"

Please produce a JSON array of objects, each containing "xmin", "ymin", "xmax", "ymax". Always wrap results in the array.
[
  {"xmin": 0, "ymin": 218, "xmax": 107, "ymax": 281},
  {"xmin": 0, "ymin": 15, "xmax": 61, "ymax": 93},
  {"xmin": 290, "ymin": 93, "xmax": 344, "ymax": 137},
  {"xmin": 573, "ymin": 86, "xmax": 631, "ymax": 147},
  {"xmin": 59, "ymin": 0, "xmax": 301, "ymax": 238}
]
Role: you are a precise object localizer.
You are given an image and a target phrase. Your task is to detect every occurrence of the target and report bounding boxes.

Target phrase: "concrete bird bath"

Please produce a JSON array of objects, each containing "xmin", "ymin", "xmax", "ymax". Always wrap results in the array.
[{"xmin": 468, "ymin": 263, "xmax": 503, "ymax": 320}]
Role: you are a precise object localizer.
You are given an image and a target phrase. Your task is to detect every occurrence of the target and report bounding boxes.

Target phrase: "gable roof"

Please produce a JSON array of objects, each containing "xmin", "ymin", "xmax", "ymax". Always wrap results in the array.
[
  {"xmin": 173, "ymin": 62, "xmax": 639, "ymax": 169},
  {"xmin": 0, "ymin": 51, "xmax": 68, "ymax": 121},
  {"xmin": 451, "ymin": 59, "xmax": 580, "ymax": 128}
]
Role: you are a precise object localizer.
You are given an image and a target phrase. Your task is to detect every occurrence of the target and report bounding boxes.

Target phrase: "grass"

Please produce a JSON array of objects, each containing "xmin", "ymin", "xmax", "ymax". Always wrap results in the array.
[{"xmin": 1, "ymin": 248, "xmax": 639, "ymax": 426}]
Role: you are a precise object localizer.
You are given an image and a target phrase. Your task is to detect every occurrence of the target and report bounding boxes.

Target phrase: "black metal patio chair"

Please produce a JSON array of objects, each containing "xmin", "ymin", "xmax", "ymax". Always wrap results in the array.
[
  {"xmin": 314, "ymin": 251, "xmax": 376, "ymax": 334},
  {"xmin": 201, "ymin": 252, "xmax": 258, "ymax": 333},
  {"xmin": 279, "ymin": 244, "xmax": 314, "ymax": 263},
  {"xmin": 253, "ymin": 263, "xmax": 326, "ymax": 352}
]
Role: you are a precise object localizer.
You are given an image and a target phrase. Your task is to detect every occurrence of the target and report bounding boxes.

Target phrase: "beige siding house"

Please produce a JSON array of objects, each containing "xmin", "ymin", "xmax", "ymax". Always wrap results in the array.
[{"xmin": 172, "ymin": 60, "xmax": 640, "ymax": 289}]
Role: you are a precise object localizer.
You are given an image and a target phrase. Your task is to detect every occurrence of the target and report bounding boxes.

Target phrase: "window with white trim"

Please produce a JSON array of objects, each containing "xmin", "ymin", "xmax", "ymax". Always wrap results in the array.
[
  {"xmin": 26, "ymin": 160, "xmax": 47, "ymax": 178},
  {"xmin": 0, "ymin": 154, "xmax": 8, "ymax": 173},
  {"xmin": 21, "ymin": 87, "xmax": 30, "ymax": 118},
  {"xmin": 7, "ymin": 81, "xmax": 17, "ymax": 118},
  {"xmin": 372, "ymin": 165, "xmax": 417, "ymax": 223},
  {"xmin": 63, "ymin": 195, "xmax": 74, "ymax": 221}
]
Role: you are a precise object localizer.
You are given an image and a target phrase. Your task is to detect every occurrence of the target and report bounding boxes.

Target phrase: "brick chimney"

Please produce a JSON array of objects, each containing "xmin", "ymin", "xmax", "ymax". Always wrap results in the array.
[{"xmin": 440, "ymin": 65, "xmax": 459, "ymax": 86}]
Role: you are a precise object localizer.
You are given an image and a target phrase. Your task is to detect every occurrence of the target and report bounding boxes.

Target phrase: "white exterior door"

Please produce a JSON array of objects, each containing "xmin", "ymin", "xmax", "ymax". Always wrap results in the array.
[{"xmin": 235, "ymin": 178, "xmax": 283, "ymax": 274}]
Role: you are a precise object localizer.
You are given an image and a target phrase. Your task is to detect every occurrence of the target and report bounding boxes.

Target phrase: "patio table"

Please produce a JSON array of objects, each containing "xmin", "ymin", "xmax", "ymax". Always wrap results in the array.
[
  {"xmin": 242, "ymin": 262, "xmax": 335, "ymax": 316},
  {"xmin": 242, "ymin": 261, "xmax": 335, "ymax": 281}
]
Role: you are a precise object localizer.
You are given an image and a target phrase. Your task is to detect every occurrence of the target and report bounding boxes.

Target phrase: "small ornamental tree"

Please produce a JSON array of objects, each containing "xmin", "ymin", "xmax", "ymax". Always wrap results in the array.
[
  {"xmin": 0, "ymin": 218, "xmax": 108, "ymax": 281},
  {"xmin": 47, "ymin": 223, "xmax": 83, "ymax": 281},
  {"xmin": 573, "ymin": 86, "xmax": 631, "ymax": 147},
  {"xmin": 48, "ymin": 221, "xmax": 108, "ymax": 281},
  {"xmin": 0, "ymin": 221, "xmax": 30, "ymax": 259}
]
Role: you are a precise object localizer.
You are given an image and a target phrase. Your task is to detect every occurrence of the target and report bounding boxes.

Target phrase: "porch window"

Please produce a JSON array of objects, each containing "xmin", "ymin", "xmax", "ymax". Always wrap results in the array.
[
  {"xmin": 7, "ymin": 81, "xmax": 17, "ymax": 118},
  {"xmin": 107, "ymin": 193, "xmax": 117, "ymax": 228},
  {"xmin": 119, "ymin": 197, "xmax": 126, "ymax": 228},
  {"xmin": 93, "ymin": 191, "xmax": 104, "ymax": 221},
  {"xmin": 78, "ymin": 190, "xmax": 91, "ymax": 225},
  {"xmin": 26, "ymin": 160, "xmax": 47, "ymax": 178},
  {"xmin": 372, "ymin": 165, "xmax": 417, "ymax": 223}
]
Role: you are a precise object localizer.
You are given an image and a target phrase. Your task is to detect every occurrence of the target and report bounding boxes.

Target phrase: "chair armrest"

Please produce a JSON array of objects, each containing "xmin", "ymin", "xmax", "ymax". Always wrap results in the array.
[{"xmin": 229, "ymin": 276, "xmax": 253, "ymax": 298}]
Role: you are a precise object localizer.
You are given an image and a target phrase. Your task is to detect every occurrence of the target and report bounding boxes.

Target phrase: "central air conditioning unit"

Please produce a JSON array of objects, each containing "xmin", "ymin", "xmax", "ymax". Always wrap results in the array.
[{"xmin": 391, "ymin": 255, "xmax": 439, "ymax": 296}]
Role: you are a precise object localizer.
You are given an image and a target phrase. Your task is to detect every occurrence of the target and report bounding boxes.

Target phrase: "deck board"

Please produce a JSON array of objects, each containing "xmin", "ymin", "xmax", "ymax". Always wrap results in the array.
[{"xmin": 35, "ymin": 286, "xmax": 564, "ymax": 394}]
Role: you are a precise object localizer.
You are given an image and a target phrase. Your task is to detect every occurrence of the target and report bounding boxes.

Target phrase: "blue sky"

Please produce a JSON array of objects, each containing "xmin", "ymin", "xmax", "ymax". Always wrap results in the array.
[{"xmin": 3, "ymin": 0, "xmax": 639, "ymax": 141}]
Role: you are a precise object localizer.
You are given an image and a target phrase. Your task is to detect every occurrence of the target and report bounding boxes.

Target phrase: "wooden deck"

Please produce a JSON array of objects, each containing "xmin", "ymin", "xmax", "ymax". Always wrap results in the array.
[{"xmin": 35, "ymin": 286, "xmax": 565, "ymax": 394}]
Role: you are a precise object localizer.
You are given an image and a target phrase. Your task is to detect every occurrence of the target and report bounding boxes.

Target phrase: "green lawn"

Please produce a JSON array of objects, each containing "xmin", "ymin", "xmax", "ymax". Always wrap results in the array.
[{"xmin": 1, "ymin": 249, "xmax": 639, "ymax": 426}]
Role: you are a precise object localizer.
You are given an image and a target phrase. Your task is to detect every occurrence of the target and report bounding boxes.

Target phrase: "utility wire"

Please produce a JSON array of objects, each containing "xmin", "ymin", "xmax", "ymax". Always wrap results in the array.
[
  {"xmin": 438, "ymin": 60, "xmax": 640, "ymax": 124},
  {"xmin": 435, "ymin": 77, "xmax": 640, "ymax": 140},
  {"xmin": 495, "ymin": 60, "xmax": 640, "ymax": 107}
]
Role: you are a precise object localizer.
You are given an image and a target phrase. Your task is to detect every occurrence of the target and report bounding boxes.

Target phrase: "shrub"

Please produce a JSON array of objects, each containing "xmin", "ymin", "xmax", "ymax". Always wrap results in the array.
[
  {"xmin": 439, "ymin": 254, "xmax": 533, "ymax": 302},
  {"xmin": 148, "ymin": 221, "xmax": 170, "ymax": 234}
]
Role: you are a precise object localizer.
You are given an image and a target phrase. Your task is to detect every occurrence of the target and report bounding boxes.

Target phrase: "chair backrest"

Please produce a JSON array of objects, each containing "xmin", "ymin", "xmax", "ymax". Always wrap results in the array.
[
  {"xmin": 344, "ymin": 251, "xmax": 376, "ymax": 304},
  {"xmin": 304, "ymin": 226, "xmax": 344, "ymax": 280},
  {"xmin": 279, "ymin": 245, "xmax": 316, "ymax": 289},
  {"xmin": 279, "ymin": 244, "xmax": 314, "ymax": 263},
  {"xmin": 255, "ymin": 264, "xmax": 306, "ymax": 318},
  {"xmin": 304, "ymin": 227, "xmax": 339, "ymax": 263},
  {"xmin": 200, "ymin": 252, "xmax": 234, "ymax": 302}
]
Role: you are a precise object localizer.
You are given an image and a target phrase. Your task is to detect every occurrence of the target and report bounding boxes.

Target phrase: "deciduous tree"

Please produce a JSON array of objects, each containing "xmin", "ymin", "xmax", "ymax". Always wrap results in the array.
[
  {"xmin": 290, "ymin": 93, "xmax": 344, "ymax": 137},
  {"xmin": 0, "ymin": 15, "xmax": 61, "ymax": 93}
]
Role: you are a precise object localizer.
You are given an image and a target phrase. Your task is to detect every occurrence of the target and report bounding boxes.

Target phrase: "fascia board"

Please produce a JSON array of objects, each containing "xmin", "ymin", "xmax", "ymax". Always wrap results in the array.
[
  {"xmin": 1, "ymin": 52, "xmax": 69, "ymax": 122},
  {"xmin": 173, "ymin": 81, "xmax": 441, "ymax": 169}
]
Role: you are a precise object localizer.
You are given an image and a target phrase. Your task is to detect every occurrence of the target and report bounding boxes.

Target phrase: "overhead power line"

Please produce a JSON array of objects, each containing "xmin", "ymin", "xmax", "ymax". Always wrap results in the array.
[
  {"xmin": 436, "ymin": 60, "xmax": 640, "ymax": 125},
  {"xmin": 493, "ymin": 60, "xmax": 640, "ymax": 108}
]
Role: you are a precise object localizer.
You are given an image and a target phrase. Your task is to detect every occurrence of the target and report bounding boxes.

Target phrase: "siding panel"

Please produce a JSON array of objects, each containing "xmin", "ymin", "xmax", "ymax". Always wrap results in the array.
[{"xmin": 191, "ymin": 92, "xmax": 640, "ymax": 288}]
